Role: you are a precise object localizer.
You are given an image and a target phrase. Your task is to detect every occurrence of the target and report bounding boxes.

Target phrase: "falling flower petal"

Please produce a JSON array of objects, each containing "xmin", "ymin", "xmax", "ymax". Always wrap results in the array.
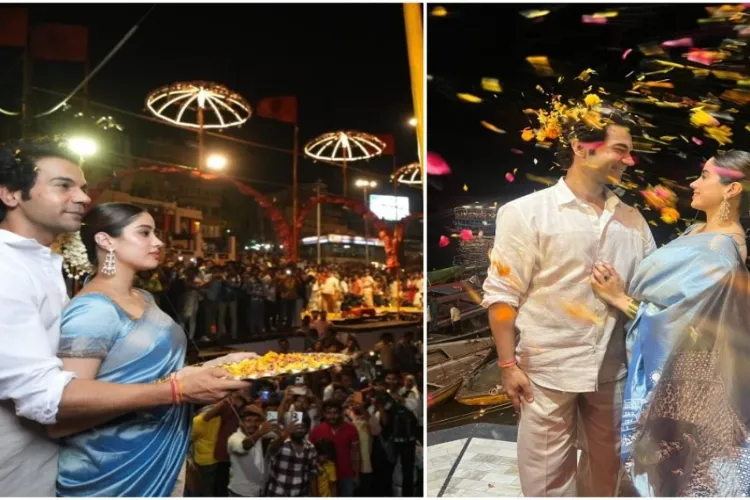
[
  {"xmin": 519, "ymin": 9, "xmax": 550, "ymax": 19},
  {"xmin": 521, "ymin": 128, "xmax": 535, "ymax": 141},
  {"xmin": 457, "ymin": 93, "xmax": 482, "ymax": 103},
  {"xmin": 559, "ymin": 300, "xmax": 604, "ymax": 326},
  {"xmin": 426, "ymin": 152, "xmax": 452, "ymax": 176},
  {"xmin": 481, "ymin": 121, "xmax": 506, "ymax": 133},
  {"xmin": 511, "ymin": 148, "xmax": 524, "ymax": 155},
  {"xmin": 460, "ymin": 229, "xmax": 473, "ymax": 241},
  {"xmin": 463, "ymin": 184, "xmax": 469, "ymax": 192},
  {"xmin": 582, "ymin": 15, "xmax": 607, "ymax": 24},
  {"xmin": 622, "ymin": 48, "xmax": 633, "ymax": 60},
  {"xmin": 505, "ymin": 172, "xmax": 515, "ymax": 182},
  {"xmin": 662, "ymin": 37, "xmax": 693, "ymax": 47},
  {"xmin": 438, "ymin": 235, "xmax": 450, "ymax": 247},
  {"xmin": 431, "ymin": 6, "xmax": 447, "ymax": 17},
  {"xmin": 692, "ymin": 136, "xmax": 703, "ymax": 145},
  {"xmin": 481, "ymin": 78, "xmax": 503, "ymax": 92},
  {"xmin": 660, "ymin": 207, "xmax": 680, "ymax": 224}
]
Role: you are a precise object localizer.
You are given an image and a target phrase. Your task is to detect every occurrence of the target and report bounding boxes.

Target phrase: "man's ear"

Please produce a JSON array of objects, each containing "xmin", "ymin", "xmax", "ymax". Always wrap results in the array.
[
  {"xmin": 0, "ymin": 185, "xmax": 21, "ymax": 209},
  {"xmin": 570, "ymin": 139, "xmax": 586, "ymax": 158}
]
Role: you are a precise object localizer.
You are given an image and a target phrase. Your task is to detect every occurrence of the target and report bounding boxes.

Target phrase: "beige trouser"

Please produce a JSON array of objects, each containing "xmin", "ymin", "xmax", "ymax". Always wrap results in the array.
[{"xmin": 517, "ymin": 379, "xmax": 624, "ymax": 497}]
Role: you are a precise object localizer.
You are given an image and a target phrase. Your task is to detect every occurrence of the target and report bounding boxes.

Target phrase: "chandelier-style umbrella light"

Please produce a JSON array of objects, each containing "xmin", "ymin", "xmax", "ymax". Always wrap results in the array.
[
  {"xmin": 146, "ymin": 81, "xmax": 251, "ymax": 170},
  {"xmin": 392, "ymin": 162, "xmax": 422, "ymax": 188},
  {"xmin": 304, "ymin": 130, "xmax": 385, "ymax": 196}
]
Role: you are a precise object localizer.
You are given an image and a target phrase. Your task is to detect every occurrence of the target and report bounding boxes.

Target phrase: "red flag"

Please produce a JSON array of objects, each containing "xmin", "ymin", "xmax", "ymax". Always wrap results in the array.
[
  {"xmin": 374, "ymin": 134, "xmax": 396, "ymax": 155},
  {"xmin": 0, "ymin": 8, "xmax": 28, "ymax": 47},
  {"xmin": 30, "ymin": 24, "xmax": 88, "ymax": 63},
  {"xmin": 257, "ymin": 96, "xmax": 297, "ymax": 124}
]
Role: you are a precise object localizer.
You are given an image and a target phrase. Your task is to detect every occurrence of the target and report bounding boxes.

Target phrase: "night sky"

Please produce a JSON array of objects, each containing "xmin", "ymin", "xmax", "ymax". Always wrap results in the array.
[
  {"xmin": 0, "ymin": 4, "xmax": 420, "ymax": 205},
  {"xmin": 428, "ymin": 3, "xmax": 750, "ymax": 270}
]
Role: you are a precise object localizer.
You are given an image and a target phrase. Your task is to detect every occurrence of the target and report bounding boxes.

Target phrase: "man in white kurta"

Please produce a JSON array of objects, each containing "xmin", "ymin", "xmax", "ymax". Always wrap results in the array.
[{"xmin": 482, "ymin": 122, "xmax": 656, "ymax": 496}]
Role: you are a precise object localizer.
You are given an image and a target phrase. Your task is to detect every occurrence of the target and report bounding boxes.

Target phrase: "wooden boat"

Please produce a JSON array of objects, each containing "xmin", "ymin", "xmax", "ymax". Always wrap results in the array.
[
  {"xmin": 427, "ymin": 343, "xmax": 494, "ymax": 408},
  {"xmin": 455, "ymin": 358, "xmax": 509, "ymax": 406},
  {"xmin": 427, "ymin": 337, "xmax": 494, "ymax": 368}
]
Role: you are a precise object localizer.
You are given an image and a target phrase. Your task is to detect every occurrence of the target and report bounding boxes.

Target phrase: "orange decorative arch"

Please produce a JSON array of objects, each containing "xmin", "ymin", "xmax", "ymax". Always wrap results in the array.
[{"xmin": 87, "ymin": 166, "xmax": 292, "ymax": 253}]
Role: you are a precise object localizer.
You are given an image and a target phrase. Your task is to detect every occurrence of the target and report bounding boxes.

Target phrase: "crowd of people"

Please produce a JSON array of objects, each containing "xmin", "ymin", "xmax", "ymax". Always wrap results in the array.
[
  {"xmin": 131, "ymin": 255, "xmax": 424, "ymax": 344},
  {"xmin": 188, "ymin": 331, "xmax": 424, "ymax": 497}
]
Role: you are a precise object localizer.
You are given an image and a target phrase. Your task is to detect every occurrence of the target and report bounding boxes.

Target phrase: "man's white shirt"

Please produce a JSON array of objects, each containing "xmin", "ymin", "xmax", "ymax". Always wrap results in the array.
[
  {"xmin": 482, "ymin": 179, "xmax": 656, "ymax": 393},
  {"xmin": 0, "ymin": 229, "xmax": 77, "ymax": 496}
]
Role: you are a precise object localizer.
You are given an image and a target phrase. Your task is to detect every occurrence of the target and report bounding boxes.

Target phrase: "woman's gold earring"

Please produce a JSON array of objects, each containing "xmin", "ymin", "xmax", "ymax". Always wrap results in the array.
[{"xmin": 719, "ymin": 198, "xmax": 731, "ymax": 222}]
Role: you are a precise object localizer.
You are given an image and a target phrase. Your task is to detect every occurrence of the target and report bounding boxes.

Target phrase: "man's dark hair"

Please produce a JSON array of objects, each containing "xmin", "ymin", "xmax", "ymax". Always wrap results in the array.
[
  {"xmin": 322, "ymin": 399, "xmax": 343, "ymax": 412},
  {"xmin": 314, "ymin": 439, "xmax": 337, "ymax": 460},
  {"xmin": 0, "ymin": 138, "xmax": 79, "ymax": 222},
  {"xmin": 557, "ymin": 105, "xmax": 635, "ymax": 168}
]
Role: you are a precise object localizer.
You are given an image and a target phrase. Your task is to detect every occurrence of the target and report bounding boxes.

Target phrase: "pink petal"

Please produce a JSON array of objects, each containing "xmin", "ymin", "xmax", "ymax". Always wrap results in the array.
[
  {"xmin": 714, "ymin": 166, "xmax": 746, "ymax": 180},
  {"xmin": 691, "ymin": 136, "xmax": 703, "ymax": 145},
  {"xmin": 505, "ymin": 172, "xmax": 515, "ymax": 182},
  {"xmin": 460, "ymin": 229, "xmax": 473, "ymax": 241},
  {"xmin": 579, "ymin": 141, "xmax": 605, "ymax": 150},
  {"xmin": 510, "ymin": 148, "xmax": 523, "ymax": 155},
  {"xmin": 622, "ymin": 48, "xmax": 633, "ymax": 60},
  {"xmin": 582, "ymin": 15, "xmax": 607, "ymax": 24},
  {"xmin": 662, "ymin": 37, "xmax": 693, "ymax": 47},
  {"xmin": 439, "ymin": 235, "xmax": 450, "ymax": 247},
  {"xmin": 426, "ymin": 152, "xmax": 452, "ymax": 176}
]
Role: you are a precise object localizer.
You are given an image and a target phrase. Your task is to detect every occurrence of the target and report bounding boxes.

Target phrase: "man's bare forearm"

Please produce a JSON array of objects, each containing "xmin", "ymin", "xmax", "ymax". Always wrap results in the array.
[
  {"xmin": 488, "ymin": 303, "xmax": 518, "ymax": 363},
  {"xmin": 57, "ymin": 379, "xmax": 172, "ymax": 419}
]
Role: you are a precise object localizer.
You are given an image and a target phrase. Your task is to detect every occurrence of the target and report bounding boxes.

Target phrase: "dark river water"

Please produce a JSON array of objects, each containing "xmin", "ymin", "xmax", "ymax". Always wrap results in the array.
[{"xmin": 427, "ymin": 398, "xmax": 516, "ymax": 433}]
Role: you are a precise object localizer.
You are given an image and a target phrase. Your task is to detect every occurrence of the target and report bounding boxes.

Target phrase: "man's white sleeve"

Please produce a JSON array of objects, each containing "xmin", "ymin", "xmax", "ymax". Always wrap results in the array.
[
  {"xmin": 481, "ymin": 203, "xmax": 537, "ymax": 309},
  {"xmin": 0, "ymin": 266, "xmax": 75, "ymax": 425},
  {"xmin": 228, "ymin": 430, "xmax": 249, "ymax": 455}
]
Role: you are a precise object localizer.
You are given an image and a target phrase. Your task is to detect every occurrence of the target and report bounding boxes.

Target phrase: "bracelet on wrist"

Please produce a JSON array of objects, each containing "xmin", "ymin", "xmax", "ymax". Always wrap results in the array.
[
  {"xmin": 625, "ymin": 298, "xmax": 640, "ymax": 320},
  {"xmin": 498, "ymin": 359, "xmax": 518, "ymax": 369}
]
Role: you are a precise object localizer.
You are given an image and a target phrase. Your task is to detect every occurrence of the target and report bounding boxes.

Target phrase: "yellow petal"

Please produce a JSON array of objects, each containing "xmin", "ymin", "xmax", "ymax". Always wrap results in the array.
[
  {"xmin": 481, "ymin": 78, "xmax": 503, "ymax": 93},
  {"xmin": 457, "ymin": 93, "xmax": 482, "ymax": 103},
  {"xmin": 480, "ymin": 121, "xmax": 506, "ymax": 133}
]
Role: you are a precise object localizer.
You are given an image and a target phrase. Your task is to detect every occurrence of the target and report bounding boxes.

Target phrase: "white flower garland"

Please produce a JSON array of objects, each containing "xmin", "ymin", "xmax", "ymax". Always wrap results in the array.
[{"xmin": 51, "ymin": 231, "xmax": 93, "ymax": 279}]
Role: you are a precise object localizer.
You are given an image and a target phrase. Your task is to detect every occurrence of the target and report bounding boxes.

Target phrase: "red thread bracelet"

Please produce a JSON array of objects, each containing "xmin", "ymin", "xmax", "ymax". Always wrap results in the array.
[{"xmin": 498, "ymin": 359, "xmax": 518, "ymax": 368}]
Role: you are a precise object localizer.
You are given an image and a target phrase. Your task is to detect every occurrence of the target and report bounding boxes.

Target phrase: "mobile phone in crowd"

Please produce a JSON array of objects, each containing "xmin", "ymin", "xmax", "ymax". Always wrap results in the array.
[
  {"xmin": 260, "ymin": 390, "xmax": 270, "ymax": 400},
  {"xmin": 267, "ymin": 410, "xmax": 278, "ymax": 422},
  {"xmin": 293, "ymin": 411, "xmax": 304, "ymax": 423},
  {"xmin": 295, "ymin": 376, "xmax": 305, "ymax": 385}
]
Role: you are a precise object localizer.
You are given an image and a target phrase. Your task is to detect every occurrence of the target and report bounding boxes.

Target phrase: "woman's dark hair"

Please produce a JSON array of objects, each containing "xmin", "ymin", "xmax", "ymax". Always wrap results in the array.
[
  {"xmin": 0, "ymin": 138, "xmax": 79, "ymax": 222},
  {"xmin": 713, "ymin": 149, "xmax": 750, "ymax": 217},
  {"xmin": 80, "ymin": 202, "xmax": 147, "ymax": 267}
]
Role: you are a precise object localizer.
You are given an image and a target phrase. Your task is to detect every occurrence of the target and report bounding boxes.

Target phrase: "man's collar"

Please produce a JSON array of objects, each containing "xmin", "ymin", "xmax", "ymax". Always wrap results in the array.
[
  {"xmin": 0, "ymin": 228, "xmax": 49, "ymax": 250},
  {"xmin": 554, "ymin": 177, "xmax": 621, "ymax": 211}
]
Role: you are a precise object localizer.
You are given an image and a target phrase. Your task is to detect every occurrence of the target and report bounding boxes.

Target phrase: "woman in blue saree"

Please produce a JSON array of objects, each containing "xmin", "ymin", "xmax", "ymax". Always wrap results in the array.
[
  {"xmin": 53, "ymin": 203, "xmax": 252, "ymax": 496},
  {"xmin": 592, "ymin": 150, "xmax": 750, "ymax": 496}
]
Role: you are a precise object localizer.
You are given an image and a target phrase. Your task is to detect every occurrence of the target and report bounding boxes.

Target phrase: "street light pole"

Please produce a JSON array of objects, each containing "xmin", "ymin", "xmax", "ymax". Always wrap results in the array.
[
  {"xmin": 363, "ymin": 185, "xmax": 369, "ymax": 264},
  {"xmin": 316, "ymin": 180, "xmax": 322, "ymax": 265}
]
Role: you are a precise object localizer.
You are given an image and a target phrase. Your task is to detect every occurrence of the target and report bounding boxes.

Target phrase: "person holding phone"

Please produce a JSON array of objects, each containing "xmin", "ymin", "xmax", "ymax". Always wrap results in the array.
[
  {"xmin": 227, "ymin": 405, "xmax": 277, "ymax": 497},
  {"xmin": 265, "ymin": 415, "xmax": 317, "ymax": 497}
]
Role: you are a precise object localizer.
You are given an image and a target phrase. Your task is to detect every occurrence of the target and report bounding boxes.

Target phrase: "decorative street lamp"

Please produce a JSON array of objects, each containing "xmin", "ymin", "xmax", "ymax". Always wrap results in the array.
[
  {"xmin": 145, "ymin": 81, "xmax": 251, "ymax": 171},
  {"xmin": 392, "ymin": 162, "xmax": 422, "ymax": 188},
  {"xmin": 67, "ymin": 136, "xmax": 97, "ymax": 162},
  {"xmin": 304, "ymin": 130, "xmax": 385, "ymax": 197}
]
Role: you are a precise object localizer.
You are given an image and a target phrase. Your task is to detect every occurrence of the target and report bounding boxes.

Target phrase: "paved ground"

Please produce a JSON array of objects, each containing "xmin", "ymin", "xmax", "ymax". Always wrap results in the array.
[{"xmin": 427, "ymin": 437, "xmax": 522, "ymax": 498}]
